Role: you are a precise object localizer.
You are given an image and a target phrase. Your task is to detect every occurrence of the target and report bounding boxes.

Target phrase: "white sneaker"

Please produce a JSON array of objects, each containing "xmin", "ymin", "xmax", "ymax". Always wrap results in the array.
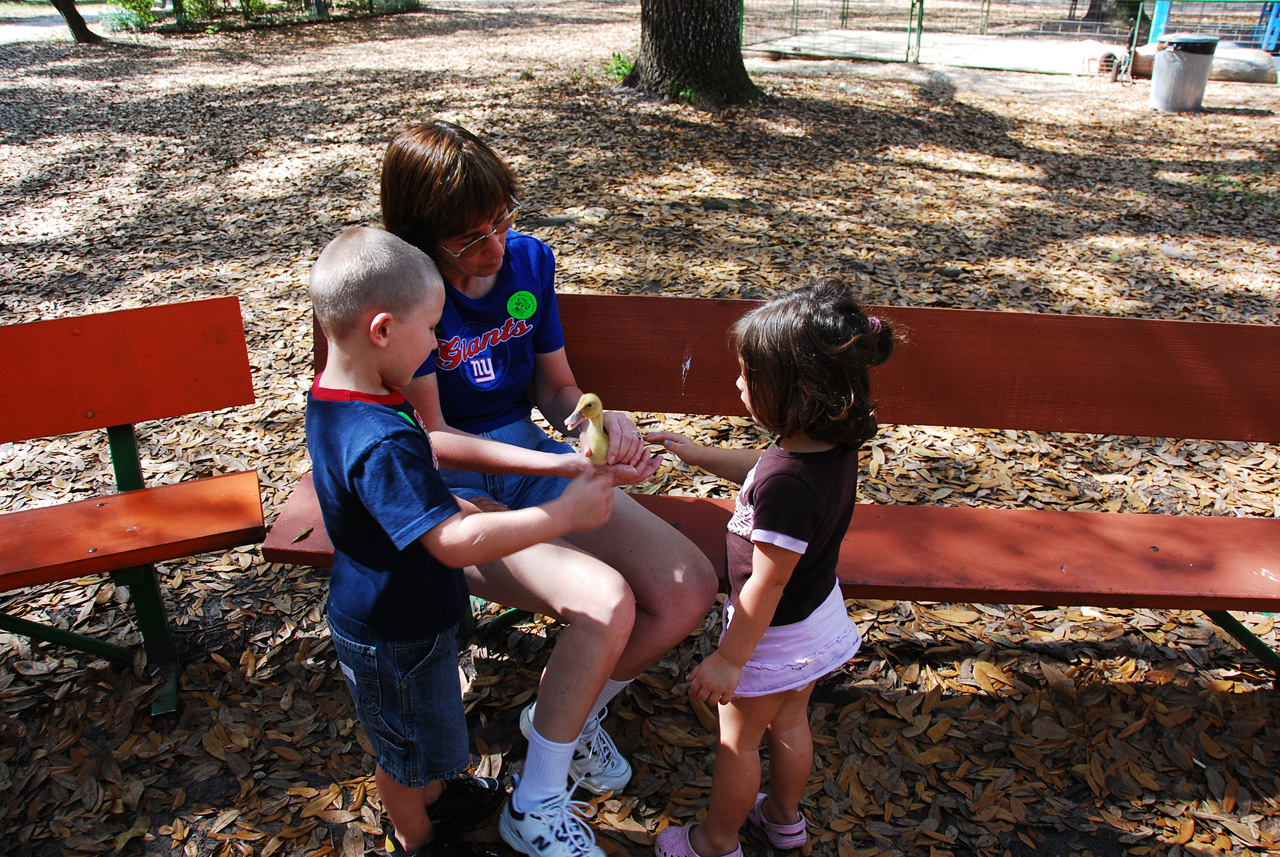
[
  {"xmin": 519, "ymin": 703, "xmax": 633, "ymax": 796},
  {"xmin": 499, "ymin": 780, "xmax": 605, "ymax": 857}
]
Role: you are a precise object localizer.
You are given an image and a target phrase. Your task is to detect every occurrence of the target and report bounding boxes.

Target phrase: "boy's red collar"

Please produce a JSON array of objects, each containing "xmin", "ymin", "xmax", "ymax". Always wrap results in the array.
[{"xmin": 310, "ymin": 378, "xmax": 407, "ymax": 406}]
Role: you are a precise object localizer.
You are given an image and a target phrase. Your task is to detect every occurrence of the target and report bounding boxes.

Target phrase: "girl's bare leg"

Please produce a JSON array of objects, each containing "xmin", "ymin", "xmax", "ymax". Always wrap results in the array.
[
  {"xmin": 760, "ymin": 681, "xmax": 817, "ymax": 824},
  {"xmin": 688, "ymin": 693, "xmax": 787, "ymax": 857}
]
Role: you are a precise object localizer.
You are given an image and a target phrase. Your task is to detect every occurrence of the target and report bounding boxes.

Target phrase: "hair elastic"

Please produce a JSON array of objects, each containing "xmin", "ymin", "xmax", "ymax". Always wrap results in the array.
[{"xmin": 867, "ymin": 316, "xmax": 883, "ymax": 334}]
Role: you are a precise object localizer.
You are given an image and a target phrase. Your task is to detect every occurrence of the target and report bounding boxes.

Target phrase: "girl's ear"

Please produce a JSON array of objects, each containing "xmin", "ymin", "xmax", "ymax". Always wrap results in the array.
[{"xmin": 368, "ymin": 311, "xmax": 394, "ymax": 348}]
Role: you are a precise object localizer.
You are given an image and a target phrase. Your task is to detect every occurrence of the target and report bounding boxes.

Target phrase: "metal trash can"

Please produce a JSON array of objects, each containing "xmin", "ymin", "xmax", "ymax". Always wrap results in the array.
[{"xmin": 1150, "ymin": 34, "xmax": 1218, "ymax": 112}]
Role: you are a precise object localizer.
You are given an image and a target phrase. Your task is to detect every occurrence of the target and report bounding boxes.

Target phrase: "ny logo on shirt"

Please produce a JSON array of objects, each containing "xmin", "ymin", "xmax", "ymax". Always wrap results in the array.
[{"xmin": 470, "ymin": 357, "xmax": 496, "ymax": 384}]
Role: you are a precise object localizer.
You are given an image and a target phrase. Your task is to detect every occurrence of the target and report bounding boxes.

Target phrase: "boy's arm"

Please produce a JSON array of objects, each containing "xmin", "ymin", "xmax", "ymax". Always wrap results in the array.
[
  {"xmin": 420, "ymin": 468, "xmax": 614, "ymax": 568},
  {"xmin": 403, "ymin": 373, "xmax": 579, "ymax": 476},
  {"xmin": 402, "ymin": 373, "xmax": 647, "ymax": 485},
  {"xmin": 644, "ymin": 431, "xmax": 764, "ymax": 485},
  {"xmin": 688, "ymin": 541, "xmax": 800, "ymax": 705}
]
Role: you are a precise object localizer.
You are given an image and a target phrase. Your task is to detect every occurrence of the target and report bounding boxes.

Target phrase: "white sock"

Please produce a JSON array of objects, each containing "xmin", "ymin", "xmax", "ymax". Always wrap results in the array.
[
  {"xmin": 514, "ymin": 724, "xmax": 576, "ymax": 812},
  {"xmin": 582, "ymin": 678, "xmax": 632, "ymax": 739}
]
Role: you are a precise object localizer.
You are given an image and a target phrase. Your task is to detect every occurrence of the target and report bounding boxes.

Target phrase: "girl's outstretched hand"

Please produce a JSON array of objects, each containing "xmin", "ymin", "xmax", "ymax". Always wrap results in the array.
[
  {"xmin": 643, "ymin": 430, "xmax": 702, "ymax": 466},
  {"xmin": 688, "ymin": 651, "xmax": 741, "ymax": 706}
]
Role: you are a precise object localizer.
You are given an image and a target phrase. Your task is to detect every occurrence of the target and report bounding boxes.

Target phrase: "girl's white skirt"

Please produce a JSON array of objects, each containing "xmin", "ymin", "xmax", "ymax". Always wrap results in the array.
[{"xmin": 724, "ymin": 582, "xmax": 862, "ymax": 698}]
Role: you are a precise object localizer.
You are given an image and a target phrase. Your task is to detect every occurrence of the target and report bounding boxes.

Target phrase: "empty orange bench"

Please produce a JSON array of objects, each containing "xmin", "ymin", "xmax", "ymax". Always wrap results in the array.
[
  {"xmin": 262, "ymin": 294, "xmax": 1280, "ymax": 671},
  {"xmin": 0, "ymin": 297, "xmax": 266, "ymax": 714}
]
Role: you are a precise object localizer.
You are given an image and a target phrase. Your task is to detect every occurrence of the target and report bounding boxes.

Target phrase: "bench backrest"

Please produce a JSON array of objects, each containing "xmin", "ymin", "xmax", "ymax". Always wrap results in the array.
[
  {"xmin": 556, "ymin": 295, "xmax": 1280, "ymax": 444},
  {"xmin": 311, "ymin": 293, "xmax": 1280, "ymax": 444},
  {"xmin": 0, "ymin": 297, "xmax": 255, "ymax": 444}
]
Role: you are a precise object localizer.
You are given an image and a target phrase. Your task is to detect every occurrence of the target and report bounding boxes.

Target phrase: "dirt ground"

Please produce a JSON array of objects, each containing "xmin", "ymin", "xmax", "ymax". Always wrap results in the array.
[{"xmin": 1, "ymin": 3, "xmax": 1278, "ymax": 857}]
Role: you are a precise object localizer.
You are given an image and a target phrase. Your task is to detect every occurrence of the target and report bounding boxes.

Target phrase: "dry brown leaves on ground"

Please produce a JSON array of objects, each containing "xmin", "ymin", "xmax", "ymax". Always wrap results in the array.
[{"xmin": 1, "ymin": 3, "xmax": 1279, "ymax": 856}]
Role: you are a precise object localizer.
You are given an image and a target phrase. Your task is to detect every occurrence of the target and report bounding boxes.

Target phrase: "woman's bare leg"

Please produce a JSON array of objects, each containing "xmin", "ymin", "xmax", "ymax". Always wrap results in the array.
[
  {"xmin": 465, "ymin": 539, "xmax": 635, "ymax": 744},
  {"xmin": 562, "ymin": 489, "xmax": 718, "ymax": 680}
]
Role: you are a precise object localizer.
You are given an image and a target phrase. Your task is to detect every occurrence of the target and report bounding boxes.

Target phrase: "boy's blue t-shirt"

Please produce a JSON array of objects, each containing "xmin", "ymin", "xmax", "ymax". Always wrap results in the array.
[
  {"xmin": 305, "ymin": 382, "xmax": 467, "ymax": 641},
  {"xmin": 416, "ymin": 231, "xmax": 566, "ymax": 433}
]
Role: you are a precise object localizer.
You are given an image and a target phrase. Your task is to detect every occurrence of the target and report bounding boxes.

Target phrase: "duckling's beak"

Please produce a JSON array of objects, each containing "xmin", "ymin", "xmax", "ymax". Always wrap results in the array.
[{"xmin": 565, "ymin": 408, "xmax": 585, "ymax": 432}]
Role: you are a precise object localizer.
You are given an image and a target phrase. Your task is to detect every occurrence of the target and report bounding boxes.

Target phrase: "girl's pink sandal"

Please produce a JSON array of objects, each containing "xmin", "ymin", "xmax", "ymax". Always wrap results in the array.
[
  {"xmin": 654, "ymin": 824, "xmax": 742, "ymax": 857},
  {"xmin": 746, "ymin": 793, "xmax": 808, "ymax": 849}
]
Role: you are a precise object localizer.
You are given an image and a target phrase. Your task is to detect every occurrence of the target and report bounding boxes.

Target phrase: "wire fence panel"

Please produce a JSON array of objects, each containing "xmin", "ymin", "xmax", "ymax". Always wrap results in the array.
[
  {"xmin": 743, "ymin": 0, "xmax": 916, "ymax": 64},
  {"xmin": 743, "ymin": 0, "xmax": 1276, "ymax": 72},
  {"xmin": 1162, "ymin": 1, "xmax": 1274, "ymax": 48}
]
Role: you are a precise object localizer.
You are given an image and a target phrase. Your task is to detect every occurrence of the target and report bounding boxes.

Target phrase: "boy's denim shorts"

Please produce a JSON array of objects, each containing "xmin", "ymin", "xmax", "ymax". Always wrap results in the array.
[
  {"xmin": 439, "ymin": 417, "xmax": 575, "ymax": 509},
  {"xmin": 329, "ymin": 619, "xmax": 469, "ymax": 788}
]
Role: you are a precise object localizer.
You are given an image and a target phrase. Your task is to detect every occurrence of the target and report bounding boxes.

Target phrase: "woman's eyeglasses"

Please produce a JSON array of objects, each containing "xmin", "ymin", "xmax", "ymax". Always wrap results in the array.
[{"xmin": 438, "ymin": 199, "xmax": 521, "ymax": 259}]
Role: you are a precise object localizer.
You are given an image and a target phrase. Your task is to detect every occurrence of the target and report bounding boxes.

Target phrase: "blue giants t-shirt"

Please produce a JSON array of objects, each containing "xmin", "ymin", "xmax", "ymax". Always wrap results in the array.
[
  {"xmin": 305, "ymin": 382, "xmax": 468, "ymax": 641},
  {"xmin": 415, "ymin": 231, "xmax": 566, "ymax": 433}
]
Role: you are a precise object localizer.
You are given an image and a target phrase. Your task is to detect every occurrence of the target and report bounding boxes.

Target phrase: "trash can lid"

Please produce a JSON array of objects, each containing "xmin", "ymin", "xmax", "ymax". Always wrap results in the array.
[{"xmin": 1162, "ymin": 33, "xmax": 1219, "ymax": 55}]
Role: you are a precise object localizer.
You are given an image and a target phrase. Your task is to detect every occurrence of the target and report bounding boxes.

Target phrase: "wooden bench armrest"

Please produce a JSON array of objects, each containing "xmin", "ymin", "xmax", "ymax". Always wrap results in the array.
[{"xmin": 0, "ymin": 470, "xmax": 265, "ymax": 590}]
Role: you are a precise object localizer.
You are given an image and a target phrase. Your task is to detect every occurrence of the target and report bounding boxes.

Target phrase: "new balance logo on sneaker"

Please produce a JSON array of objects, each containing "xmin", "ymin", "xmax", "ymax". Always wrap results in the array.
[{"xmin": 499, "ymin": 779, "xmax": 605, "ymax": 857}]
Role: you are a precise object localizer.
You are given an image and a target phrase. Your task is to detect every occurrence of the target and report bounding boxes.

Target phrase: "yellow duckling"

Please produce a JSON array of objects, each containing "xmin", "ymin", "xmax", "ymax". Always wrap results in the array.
[{"xmin": 565, "ymin": 392, "xmax": 609, "ymax": 464}]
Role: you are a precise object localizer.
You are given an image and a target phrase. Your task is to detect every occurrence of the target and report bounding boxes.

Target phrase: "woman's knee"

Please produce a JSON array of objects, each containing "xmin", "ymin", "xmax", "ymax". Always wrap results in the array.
[{"xmin": 563, "ymin": 571, "xmax": 636, "ymax": 642}]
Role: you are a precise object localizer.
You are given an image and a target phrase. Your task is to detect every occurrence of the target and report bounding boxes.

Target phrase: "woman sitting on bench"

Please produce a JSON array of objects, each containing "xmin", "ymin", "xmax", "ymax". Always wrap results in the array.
[{"xmin": 381, "ymin": 120, "xmax": 718, "ymax": 857}]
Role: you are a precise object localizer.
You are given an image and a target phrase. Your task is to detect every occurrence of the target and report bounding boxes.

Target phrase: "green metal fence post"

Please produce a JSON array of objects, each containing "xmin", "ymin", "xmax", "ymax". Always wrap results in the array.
[{"xmin": 908, "ymin": 0, "xmax": 925, "ymax": 63}]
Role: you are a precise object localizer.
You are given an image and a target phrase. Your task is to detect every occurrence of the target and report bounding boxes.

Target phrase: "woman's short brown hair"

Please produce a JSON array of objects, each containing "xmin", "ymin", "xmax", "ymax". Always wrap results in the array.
[
  {"xmin": 732, "ymin": 278, "xmax": 896, "ymax": 449},
  {"xmin": 380, "ymin": 120, "xmax": 519, "ymax": 257}
]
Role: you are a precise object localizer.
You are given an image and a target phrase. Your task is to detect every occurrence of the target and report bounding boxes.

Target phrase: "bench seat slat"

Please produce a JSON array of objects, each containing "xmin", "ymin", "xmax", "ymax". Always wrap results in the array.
[
  {"xmin": 632, "ymin": 495, "xmax": 1280, "ymax": 612},
  {"xmin": 261, "ymin": 472, "xmax": 334, "ymax": 567},
  {"xmin": 1, "ymin": 470, "xmax": 265, "ymax": 590}
]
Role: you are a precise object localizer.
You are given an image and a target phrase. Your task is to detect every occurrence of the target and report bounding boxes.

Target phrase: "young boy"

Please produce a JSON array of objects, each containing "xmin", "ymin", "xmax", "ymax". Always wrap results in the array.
[{"xmin": 306, "ymin": 227, "xmax": 615, "ymax": 857}]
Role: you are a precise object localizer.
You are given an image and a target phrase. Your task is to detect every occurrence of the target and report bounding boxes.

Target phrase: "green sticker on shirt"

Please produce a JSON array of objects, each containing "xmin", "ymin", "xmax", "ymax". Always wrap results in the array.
[{"xmin": 507, "ymin": 290, "xmax": 537, "ymax": 320}]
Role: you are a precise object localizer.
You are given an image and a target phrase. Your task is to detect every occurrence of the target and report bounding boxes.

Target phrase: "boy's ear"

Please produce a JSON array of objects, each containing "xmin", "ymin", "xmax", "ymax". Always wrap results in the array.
[{"xmin": 368, "ymin": 311, "xmax": 394, "ymax": 348}]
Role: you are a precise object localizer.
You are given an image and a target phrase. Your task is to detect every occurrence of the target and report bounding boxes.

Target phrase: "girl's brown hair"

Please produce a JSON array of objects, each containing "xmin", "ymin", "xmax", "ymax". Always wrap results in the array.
[
  {"xmin": 732, "ymin": 278, "xmax": 896, "ymax": 449},
  {"xmin": 380, "ymin": 120, "xmax": 519, "ymax": 257}
]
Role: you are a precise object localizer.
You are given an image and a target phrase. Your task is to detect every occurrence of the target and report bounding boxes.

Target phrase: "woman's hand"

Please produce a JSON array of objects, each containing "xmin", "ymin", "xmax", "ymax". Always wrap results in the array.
[
  {"xmin": 688, "ymin": 650, "xmax": 741, "ymax": 706},
  {"xmin": 601, "ymin": 410, "xmax": 646, "ymax": 467}
]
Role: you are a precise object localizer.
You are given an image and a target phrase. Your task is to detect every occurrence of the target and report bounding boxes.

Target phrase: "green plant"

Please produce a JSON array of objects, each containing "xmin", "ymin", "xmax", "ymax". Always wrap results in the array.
[
  {"xmin": 104, "ymin": 0, "xmax": 157, "ymax": 30},
  {"xmin": 603, "ymin": 52, "xmax": 634, "ymax": 81},
  {"xmin": 185, "ymin": 0, "xmax": 222, "ymax": 20}
]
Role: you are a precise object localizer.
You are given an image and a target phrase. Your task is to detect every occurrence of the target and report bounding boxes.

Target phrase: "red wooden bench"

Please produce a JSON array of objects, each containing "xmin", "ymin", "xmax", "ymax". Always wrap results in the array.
[
  {"xmin": 262, "ymin": 294, "xmax": 1280, "ymax": 672},
  {"xmin": 0, "ymin": 297, "xmax": 266, "ymax": 714}
]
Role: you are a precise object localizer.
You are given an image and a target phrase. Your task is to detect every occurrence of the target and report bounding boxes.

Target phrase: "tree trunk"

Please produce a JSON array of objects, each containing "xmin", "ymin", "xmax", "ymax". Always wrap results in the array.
[
  {"xmin": 623, "ymin": 0, "xmax": 759, "ymax": 109},
  {"xmin": 49, "ymin": 0, "xmax": 104, "ymax": 43}
]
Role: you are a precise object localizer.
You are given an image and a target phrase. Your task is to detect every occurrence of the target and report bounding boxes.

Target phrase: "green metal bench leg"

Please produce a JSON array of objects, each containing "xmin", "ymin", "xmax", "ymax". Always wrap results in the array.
[
  {"xmin": 0, "ymin": 610, "xmax": 133, "ymax": 663},
  {"xmin": 466, "ymin": 597, "xmax": 532, "ymax": 642},
  {"xmin": 1205, "ymin": 610, "xmax": 1280, "ymax": 675},
  {"xmin": 112, "ymin": 564, "xmax": 180, "ymax": 715}
]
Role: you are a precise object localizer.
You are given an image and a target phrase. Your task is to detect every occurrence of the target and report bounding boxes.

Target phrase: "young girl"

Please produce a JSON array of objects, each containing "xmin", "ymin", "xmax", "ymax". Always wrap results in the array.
[{"xmin": 646, "ymin": 278, "xmax": 896, "ymax": 857}]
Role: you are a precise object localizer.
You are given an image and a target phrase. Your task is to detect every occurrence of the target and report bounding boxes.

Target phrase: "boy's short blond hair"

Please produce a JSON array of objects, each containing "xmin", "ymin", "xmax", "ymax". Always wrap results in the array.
[{"xmin": 310, "ymin": 227, "xmax": 443, "ymax": 340}]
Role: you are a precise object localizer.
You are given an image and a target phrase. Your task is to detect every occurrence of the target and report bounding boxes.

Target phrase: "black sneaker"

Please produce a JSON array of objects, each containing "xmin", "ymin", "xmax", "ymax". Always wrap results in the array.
[
  {"xmin": 427, "ymin": 775, "xmax": 508, "ymax": 834},
  {"xmin": 384, "ymin": 828, "xmax": 502, "ymax": 857}
]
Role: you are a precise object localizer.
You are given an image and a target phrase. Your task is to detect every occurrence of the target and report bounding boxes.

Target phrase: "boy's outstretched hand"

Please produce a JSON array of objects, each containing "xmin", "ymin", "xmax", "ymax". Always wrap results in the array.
[{"xmin": 555, "ymin": 467, "xmax": 616, "ymax": 531}]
